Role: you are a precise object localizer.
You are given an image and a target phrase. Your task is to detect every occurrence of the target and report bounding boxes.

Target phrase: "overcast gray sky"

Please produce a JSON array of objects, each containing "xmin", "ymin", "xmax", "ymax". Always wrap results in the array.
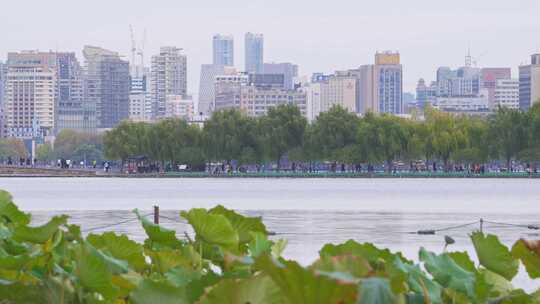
[{"xmin": 2, "ymin": 0, "xmax": 539, "ymax": 95}]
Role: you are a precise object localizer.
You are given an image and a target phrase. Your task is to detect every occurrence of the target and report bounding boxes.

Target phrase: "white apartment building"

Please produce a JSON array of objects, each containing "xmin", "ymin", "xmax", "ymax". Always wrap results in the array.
[
  {"xmin": 305, "ymin": 75, "xmax": 356, "ymax": 121},
  {"xmin": 4, "ymin": 51, "xmax": 57, "ymax": 138},
  {"xmin": 494, "ymin": 79, "xmax": 519, "ymax": 109},
  {"xmin": 214, "ymin": 73, "xmax": 307, "ymax": 118},
  {"xmin": 432, "ymin": 89, "xmax": 489, "ymax": 112},
  {"xmin": 129, "ymin": 75, "xmax": 152, "ymax": 122},
  {"xmin": 165, "ymin": 95, "xmax": 194, "ymax": 121},
  {"xmin": 151, "ymin": 47, "xmax": 187, "ymax": 118}
]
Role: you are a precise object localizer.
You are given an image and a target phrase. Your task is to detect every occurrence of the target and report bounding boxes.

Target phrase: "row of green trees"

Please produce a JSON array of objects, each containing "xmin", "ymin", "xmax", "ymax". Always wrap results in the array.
[
  {"xmin": 103, "ymin": 103, "xmax": 540, "ymax": 172},
  {"xmin": 0, "ymin": 138, "xmax": 28, "ymax": 160},
  {"xmin": 35, "ymin": 130, "xmax": 103, "ymax": 164}
]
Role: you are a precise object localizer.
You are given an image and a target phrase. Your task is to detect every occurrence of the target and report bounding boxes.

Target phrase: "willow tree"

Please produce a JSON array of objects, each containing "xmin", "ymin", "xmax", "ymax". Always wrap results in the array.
[
  {"xmin": 103, "ymin": 121, "xmax": 149, "ymax": 161},
  {"xmin": 308, "ymin": 106, "xmax": 360, "ymax": 164},
  {"xmin": 358, "ymin": 113, "xmax": 410, "ymax": 172},
  {"xmin": 424, "ymin": 109, "xmax": 468, "ymax": 171},
  {"xmin": 202, "ymin": 109, "xmax": 259, "ymax": 166},
  {"xmin": 258, "ymin": 104, "xmax": 307, "ymax": 170},
  {"xmin": 487, "ymin": 107, "xmax": 528, "ymax": 170}
]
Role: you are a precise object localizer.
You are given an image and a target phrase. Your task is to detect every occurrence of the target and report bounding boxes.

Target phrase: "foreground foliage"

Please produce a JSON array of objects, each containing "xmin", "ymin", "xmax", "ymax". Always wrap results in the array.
[{"xmin": 0, "ymin": 190, "xmax": 539, "ymax": 303}]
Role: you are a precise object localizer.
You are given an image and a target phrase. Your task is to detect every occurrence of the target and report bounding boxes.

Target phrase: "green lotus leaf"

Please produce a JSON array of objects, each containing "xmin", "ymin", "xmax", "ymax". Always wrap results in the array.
[
  {"xmin": 74, "ymin": 242, "xmax": 119, "ymax": 299},
  {"xmin": 196, "ymin": 274, "xmax": 282, "ymax": 304},
  {"xmin": 181, "ymin": 208, "xmax": 239, "ymax": 251},
  {"xmin": 358, "ymin": 277, "xmax": 397, "ymax": 304},
  {"xmin": 0, "ymin": 281, "xmax": 43, "ymax": 303},
  {"xmin": 209, "ymin": 205, "xmax": 268, "ymax": 244},
  {"xmin": 310, "ymin": 254, "xmax": 371, "ymax": 279},
  {"xmin": 394, "ymin": 257, "xmax": 443, "ymax": 304},
  {"xmin": 0, "ymin": 190, "xmax": 30, "ymax": 225},
  {"xmin": 13, "ymin": 215, "xmax": 68, "ymax": 244},
  {"xmin": 498, "ymin": 289, "xmax": 535, "ymax": 304},
  {"xmin": 147, "ymin": 248, "xmax": 194, "ymax": 274},
  {"xmin": 448, "ymin": 251, "xmax": 476, "ymax": 272},
  {"xmin": 0, "ymin": 247, "xmax": 38, "ymax": 270},
  {"xmin": 0, "ymin": 223, "xmax": 12, "ymax": 240},
  {"xmin": 134, "ymin": 209, "xmax": 183, "ymax": 249},
  {"xmin": 320, "ymin": 240, "xmax": 409, "ymax": 266},
  {"xmin": 249, "ymin": 232, "xmax": 273, "ymax": 258},
  {"xmin": 254, "ymin": 255, "xmax": 357, "ymax": 304},
  {"xmin": 471, "ymin": 232, "xmax": 519, "ymax": 280},
  {"xmin": 479, "ymin": 268, "xmax": 513, "ymax": 298},
  {"xmin": 419, "ymin": 248, "xmax": 476, "ymax": 299},
  {"xmin": 87, "ymin": 232, "xmax": 146, "ymax": 272},
  {"xmin": 511, "ymin": 239, "xmax": 540, "ymax": 279},
  {"xmin": 185, "ymin": 271, "xmax": 222, "ymax": 303},
  {"xmin": 271, "ymin": 239, "xmax": 288, "ymax": 258},
  {"xmin": 165, "ymin": 266, "xmax": 201, "ymax": 288},
  {"xmin": 130, "ymin": 278, "xmax": 189, "ymax": 304}
]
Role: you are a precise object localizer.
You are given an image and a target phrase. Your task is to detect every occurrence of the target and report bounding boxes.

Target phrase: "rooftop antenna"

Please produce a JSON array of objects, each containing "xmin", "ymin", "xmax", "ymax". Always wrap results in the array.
[{"xmin": 465, "ymin": 44, "xmax": 472, "ymax": 67}]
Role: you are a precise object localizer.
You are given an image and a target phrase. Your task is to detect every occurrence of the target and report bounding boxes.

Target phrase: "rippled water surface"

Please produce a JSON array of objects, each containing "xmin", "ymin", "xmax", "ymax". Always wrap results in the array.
[{"xmin": 1, "ymin": 177, "xmax": 539, "ymax": 289}]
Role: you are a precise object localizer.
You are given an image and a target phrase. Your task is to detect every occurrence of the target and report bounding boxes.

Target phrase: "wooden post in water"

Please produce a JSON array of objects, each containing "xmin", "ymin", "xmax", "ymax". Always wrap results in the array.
[
  {"xmin": 154, "ymin": 205, "xmax": 160, "ymax": 225},
  {"xmin": 480, "ymin": 218, "xmax": 483, "ymax": 233}
]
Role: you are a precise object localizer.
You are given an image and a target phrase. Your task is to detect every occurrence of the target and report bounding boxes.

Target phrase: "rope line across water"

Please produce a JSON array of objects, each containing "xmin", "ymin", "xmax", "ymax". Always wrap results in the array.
[{"xmin": 81, "ymin": 213, "xmax": 153, "ymax": 233}]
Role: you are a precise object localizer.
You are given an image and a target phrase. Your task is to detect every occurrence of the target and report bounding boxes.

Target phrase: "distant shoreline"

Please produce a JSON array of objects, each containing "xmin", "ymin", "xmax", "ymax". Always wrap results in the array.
[{"xmin": 0, "ymin": 169, "xmax": 538, "ymax": 179}]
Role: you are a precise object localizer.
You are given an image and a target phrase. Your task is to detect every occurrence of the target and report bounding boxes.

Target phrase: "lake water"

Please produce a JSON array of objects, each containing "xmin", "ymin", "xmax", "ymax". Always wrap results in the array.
[{"xmin": 1, "ymin": 177, "xmax": 539, "ymax": 289}]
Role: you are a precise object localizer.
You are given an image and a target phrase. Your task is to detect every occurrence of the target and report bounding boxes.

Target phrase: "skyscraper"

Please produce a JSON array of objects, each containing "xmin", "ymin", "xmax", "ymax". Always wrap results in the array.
[
  {"xmin": 519, "ymin": 54, "xmax": 540, "ymax": 110},
  {"xmin": 245, "ymin": 33, "xmax": 263, "ymax": 73},
  {"xmin": 4, "ymin": 51, "xmax": 57, "ymax": 138},
  {"xmin": 151, "ymin": 46, "xmax": 187, "ymax": 118},
  {"xmin": 83, "ymin": 46, "xmax": 130, "ymax": 129},
  {"xmin": 213, "ymin": 34, "xmax": 234, "ymax": 66},
  {"xmin": 198, "ymin": 64, "xmax": 227, "ymax": 116},
  {"xmin": 56, "ymin": 52, "xmax": 96, "ymax": 133},
  {"xmin": 374, "ymin": 51, "xmax": 403, "ymax": 114}
]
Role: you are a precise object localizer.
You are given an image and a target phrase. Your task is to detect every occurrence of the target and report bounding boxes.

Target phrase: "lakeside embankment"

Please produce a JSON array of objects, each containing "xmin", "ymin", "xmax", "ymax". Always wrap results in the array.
[{"xmin": 1, "ymin": 166, "xmax": 539, "ymax": 178}]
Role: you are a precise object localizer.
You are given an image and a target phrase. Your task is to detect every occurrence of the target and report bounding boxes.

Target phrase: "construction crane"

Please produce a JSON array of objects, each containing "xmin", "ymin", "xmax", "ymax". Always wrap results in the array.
[
  {"xmin": 129, "ymin": 25, "xmax": 137, "ymax": 72},
  {"xmin": 137, "ymin": 28, "xmax": 146, "ymax": 72}
]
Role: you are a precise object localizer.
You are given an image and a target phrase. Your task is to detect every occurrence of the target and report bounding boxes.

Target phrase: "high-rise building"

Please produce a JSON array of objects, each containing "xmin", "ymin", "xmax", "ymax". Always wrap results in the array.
[
  {"xmin": 306, "ymin": 74, "xmax": 356, "ymax": 120},
  {"xmin": 263, "ymin": 63, "xmax": 298, "ymax": 90},
  {"xmin": 519, "ymin": 54, "xmax": 540, "ymax": 110},
  {"xmin": 198, "ymin": 64, "xmax": 226, "ymax": 116},
  {"xmin": 245, "ymin": 33, "xmax": 264, "ymax": 73},
  {"xmin": 357, "ymin": 65, "xmax": 377, "ymax": 113},
  {"xmin": 129, "ymin": 69, "xmax": 152, "ymax": 122},
  {"xmin": 214, "ymin": 71, "xmax": 306, "ymax": 118},
  {"xmin": 248, "ymin": 73, "xmax": 285, "ymax": 89},
  {"xmin": 481, "ymin": 68, "xmax": 511, "ymax": 109},
  {"xmin": 0, "ymin": 61, "xmax": 6, "ymax": 108},
  {"xmin": 213, "ymin": 34, "xmax": 234, "ymax": 66},
  {"xmin": 83, "ymin": 46, "xmax": 130, "ymax": 129},
  {"xmin": 151, "ymin": 47, "xmax": 187, "ymax": 118},
  {"xmin": 0, "ymin": 61, "xmax": 5, "ymax": 137},
  {"xmin": 4, "ymin": 51, "xmax": 57, "ymax": 138},
  {"xmin": 356, "ymin": 52, "xmax": 403, "ymax": 114},
  {"xmin": 56, "ymin": 52, "xmax": 96, "ymax": 133},
  {"xmin": 415, "ymin": 79, "xmax": 437, "ymax": 109},
  {"xmin": 494, "ymin": 79, "xmax": 519, "ymax": 110},
  {"xmin": 165, "ymin": 95, "xmax": 194, "ymax": 120}
]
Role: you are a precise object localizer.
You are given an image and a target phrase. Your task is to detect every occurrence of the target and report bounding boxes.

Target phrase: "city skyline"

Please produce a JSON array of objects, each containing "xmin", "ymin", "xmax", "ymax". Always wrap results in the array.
[{"xmin": 1, "ymin": 0, "xmax": 539, "ymax": 96}]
